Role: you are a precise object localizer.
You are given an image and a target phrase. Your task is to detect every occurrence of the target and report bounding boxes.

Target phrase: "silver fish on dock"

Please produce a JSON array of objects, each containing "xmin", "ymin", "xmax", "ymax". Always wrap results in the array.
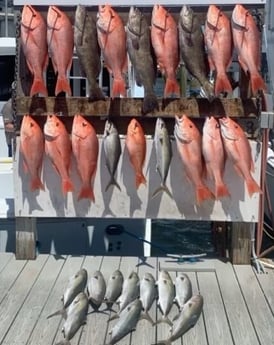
[
  {"xmin": 106, "ymin": 299, "xmax": 142, "ymax": 345},
  {"xmin": 47, "ymin": 268, "xmax": 88, "ymax": 319},
  {"xmin": 126, "ymin": 6, "xmax": 158, "ymax": 115},
  {"xmin": 139, "ymin": 272, "xmax": 157, "ymax": 325},
  {"xmin": 56, "ymin": 292, "xmax": 89, "ymax": 345},
  {"xmin": 87, "ymin": 270, "xmax": 106, "ymax": 310},
  {"xmin": 178, "ymin": 5, "xmax": 214, "ymax": 100},
  {"xmin": 174, "ymin": 273, "xmax": 193, "ymax": 311},
  {"xmin": 152, "ymin": 117, "xmax": 173, "ymax": 199},
  {"xmin": 156, "ymin": 270, "xmax": 175, "ymax": 326},
  {"xmin": 104, "ymin": 269, "xmax": 124, "ymax": 309},
  {"xmin": 152, "ymin": 294, "xmax": 204, "ymax": 345},
  {"xmin": 74, "ymin": 5, "xmax": 105, "ymax": 101},
  {"xmin": 103, "ymin": 120, "xmax": 122, "ymax": 192},
  {"xmin": 116, "ymin": 271, "xmax": 140, "ymax": 313}
]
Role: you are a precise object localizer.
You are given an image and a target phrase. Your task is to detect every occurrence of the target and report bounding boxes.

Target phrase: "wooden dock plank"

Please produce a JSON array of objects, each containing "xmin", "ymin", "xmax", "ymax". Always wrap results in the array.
[
  {"xmin": 1, "ymin": 255, "xmax": 65, "ymax": 345},
  {"xmin": 182, "ymin": 272, "xmax": 208, "ymax": 345},
  {"xmin": 197, "ymin": 271, "xmax": 234, "ymax": 345},
  {"xmin": 131, "ymin": 257, "xmax": 158, "ymax": 345},
  {"xmin": 0, "ymin": 255, "xmax": 26, "ymax": 304},
  {"xmin": 234, "ymin": 265, "xmax": 274, "ymax": 345},
  {"xmin": 27, "ymin": 255, "xmax": 84, "ymax": 345},
  {"xmin": 77, "ymin": 255, "xmax": 109, "ymax": 345},
  {"xmin": 215, "ymin": 260, "xmax": 260, "ymax": 345},
  {"xmin": 0, "ymin": 255, "xmax": 48, "ymax": 344},
  {"xmin": 0, "ymin": 252, "xmax": 13, "ymax": 272},
  {"xmin": 255, "ymin": 267, "xmax": 274, "ymax": 315}
]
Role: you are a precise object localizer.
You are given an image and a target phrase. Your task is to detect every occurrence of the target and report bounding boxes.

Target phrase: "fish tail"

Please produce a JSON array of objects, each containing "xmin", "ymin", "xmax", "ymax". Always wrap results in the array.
[
  {"xmin": 111, "ymin": 78, "xmax": 126, "ymax": 98},
  {"xmin": 55, "ymin": 77, "xmax": 72, "ymax": 96},
  {"xmin": 250, "ymin": 73, "xmax": 267, "ymax": 96},
  {"xmin": 30, "ymin": 78, "xmax": 48, "ymax": 97},
  {"xmin": 47, "ymin": 308, "xmax": 66, "ymax": 319},
  {"xmin": 196, "ymin": 185, "xmax": 215, "ymax": 205},
  {"xmin": 201, "ymin": 80, "xmax": 215, "ymax": 101},
  {"xmin": 214, "ymin": 73, "xmax": 232, "ymax": 96},
  {"xmin": 105, "ymin": 177, "xmax": 121, "ymax": 192},
  {"xmin": 62, "ymin": 179, "xmax": 74, "ymax": 195},
  {"xmin": 30, "ymin": 176, "xmax": 45, "ymax": 192},
  {"xmin": 151, "ymin": 184, "xmax": 173, "ymax": 199},
  {"xmin": 78, "ymin": 184, "xmax": 95, "ymax": 202},
  {"xmin": 246, "ymin": 177, "xmax": 262, "ymax": 197},
  {"xmin": 88, "ymin": 86, "xmax": 105, "ymax": 101},
  {"xmin": 215, "ymin": 183, "xmax": 230, "ymax": 199},
  {"xmin": 155, "ymin": 315, "xmax": 173, "ymax": 326},
  {"xmin": 142, "ymin": 93, "xmax": 159, "ymax": 115},
  {"xmin": 164, "ymin": 78, "xmax": 180, "ymax": 98},
  {"xmin": 140, "ymin": 311, "xmax": 156, "ymax": 326},
  {"xmin": 136, "ymin": 173, "xmax": 146, "ymax": 189}
]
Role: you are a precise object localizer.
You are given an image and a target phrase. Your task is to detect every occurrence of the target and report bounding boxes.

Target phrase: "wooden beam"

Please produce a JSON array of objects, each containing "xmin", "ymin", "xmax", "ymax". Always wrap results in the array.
[
  {"xmin": 15, "ymin": 217, "xmax": 37, "ymax": 260},
  {"xmin": 230, "ymin": 222, "xmax": 252, "ymax": 264}
]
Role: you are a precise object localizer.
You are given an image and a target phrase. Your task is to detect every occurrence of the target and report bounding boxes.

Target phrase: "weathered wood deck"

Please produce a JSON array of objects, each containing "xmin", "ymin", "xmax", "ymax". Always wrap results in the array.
[{"xmin": 0, "ymin": 252, "xmax": 273, "ymax": 345}]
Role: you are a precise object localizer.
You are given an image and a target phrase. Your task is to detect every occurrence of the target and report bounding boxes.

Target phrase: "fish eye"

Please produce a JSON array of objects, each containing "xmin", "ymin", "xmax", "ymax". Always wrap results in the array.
[
  {"xmin": 56, "ymin": 122, "xmax": 59, "ymax": 127},
  {"xmin": 30, "ymin": 122, "xmax": 34, "ymax": 127},
  {"xmin": 82, "ymin": 122, "xmax": 87, "ymax": 127},
  {"xmin": 189, "ymin": 124, "xmax": 193, "ymax": 128}
]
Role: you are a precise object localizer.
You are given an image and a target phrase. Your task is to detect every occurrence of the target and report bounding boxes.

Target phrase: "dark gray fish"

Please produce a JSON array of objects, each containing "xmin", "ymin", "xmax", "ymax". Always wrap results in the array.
[
  {"xmin": 126, "ymin": 6, "xmax": 158, "ymax": 115},
  {"xmin": 178, "ymin": 5, "xmax": 214, "ymax": 99},
  {"xmin": 156, "ymin": 270, "xmax": 175, "ymax": 326},
  {"xmin": 87, "ymin": 270, "xmax": 106, "ymax": 310},
  {"xmin": 47, "ymin": 268, "xmax": 88, "ymax": 319},
  {"xmin": 104, "ymin": 269, "xmax": 124, "ymax": 309},
  {"xmin": 56, "ymin": 292, "xmax": 89, "ymax": 345},
  {"xmin": 174, "ymin": 273, "xmax": 192, "ymax": 311},
  {"xmin": 74, "ymin": 5, "xmax": 105, "ymax": 101},
  {"xmin": 152, "ymin": 294, "xmax": 204, "ymax": 345},
  {"xmin": 152, "ymin": 117, "xmax": 173, "ymax": 199},
  {"xmin": 107, "ymin": 299, "xmax": 142, "ymax": 345},
  {"xmin": 140, "ymin": 272, "xmax": 157, "ymax": 325},
  {"xmin": 116, "ymin": 271, "xmax": 140, "ymax": 313},
  {"xmin": 103, "ymin": 120, "xmax": 122, "ymax": 192}
]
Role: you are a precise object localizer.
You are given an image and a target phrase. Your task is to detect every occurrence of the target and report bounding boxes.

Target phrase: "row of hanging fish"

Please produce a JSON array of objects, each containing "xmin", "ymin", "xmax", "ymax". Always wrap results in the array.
[
  {"xmin": 20, "ymin": 113, "xmax": 261, "ymax": 204},
  {"xmin": 48, "ymin": 268, "xmax": 203, "ymax": 345},
  {"xmin": 20, "ymin": 4, "xmax": 266, "ymax": 113}
]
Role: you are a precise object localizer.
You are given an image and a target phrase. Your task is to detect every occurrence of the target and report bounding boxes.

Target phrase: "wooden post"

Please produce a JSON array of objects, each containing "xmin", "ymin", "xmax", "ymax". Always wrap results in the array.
[
  {"xmin": 16, "ymin": 217, "xmax": 37, "ymax": 260},
  {"xmin": 230, "ymin": 222, "xmax": 252, "ymax": 264}
]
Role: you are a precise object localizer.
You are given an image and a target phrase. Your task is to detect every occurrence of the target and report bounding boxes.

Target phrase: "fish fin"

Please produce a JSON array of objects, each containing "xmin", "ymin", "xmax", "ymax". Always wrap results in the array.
[
  {"xmin": 47, "ymin": 308, "xmax": 67, "ymax": 319},
  {"xmin": 196, "ymin": 185, "xmax": 215, "ymax": 205},
  {"xmin": 88, "ymin": 86, "xmax": 105, "ymax": 102},
  {"xmin": 105, "ymin": 177, "xmax": 121, "ymax": 192},
  {"xmin": 140, "ymin": 311, "xmax": 155, "ymax": 326},
  {"xmin": 108, "ymin": 313, "xmax": 119, "ymax": 322},
  {"xmin": 214, "ymin": 73, "xmax": 232, "ymax": 96},
  {"xmin": 151, "ymin": 184, "xmax": 173, "ymax": 199},
  {"xmin": 246, "ymin": 177, "xmax": 262, "ymax": 197},
  {"xmin": 30, "ymin": 177, "xmax": 45, "ymax": 192},
  {"xmin": 30, "ymin": 78, "xmax": 48, "ymax": 97},
  {"xmin": 78, "ymin": 184, "xmax": 95, "ymax": 202},
  {"xmin": 142, "ymin": 94, "xmax": 159, "ymax": 115},
  {"xmin": 136, "ymin": 173, "xmax": 146, "ymax": 189},
  {"xmin": 164, "ymin": 78, "xmax": 180, "ymax": 98},
  {"xmin": 111, "ymin": 78, "xmax": 126, "ymax": 98},
  {"xmin": 250, "ymin": 73, "xmax": 267, "ymax": 96},
  {"xmin": 62, "ymin": 179, "xmax": 74, "ymax": 195},
  {"xmin": 155, "ymin": 316, "xmax": 173, "ymax": 326},
  {"xmin": 215, "ymin": 183, "xmax": 230, "ymax": 199},
  {"xmin": 55, "ymin": 77, "xmax": 72, "ymax": 96}
]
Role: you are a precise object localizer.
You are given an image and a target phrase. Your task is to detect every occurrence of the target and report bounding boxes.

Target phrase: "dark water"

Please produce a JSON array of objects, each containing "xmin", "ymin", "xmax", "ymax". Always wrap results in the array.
[{"xmin": 151, "ymin": 219, "xmax": 215, "ymax": 257}]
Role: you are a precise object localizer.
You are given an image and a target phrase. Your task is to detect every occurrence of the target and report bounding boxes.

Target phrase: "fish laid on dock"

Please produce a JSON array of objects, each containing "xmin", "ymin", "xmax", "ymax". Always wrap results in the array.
[
  {"xmin": 104, "ymin": 270, "xmax": 124, "ymax": 310},
  {"xmin": 47, "ymin": 268, "xmax": 88, "ymax": 319},
  {"xmin": 156, "ymin": 270, "xmax": 175, "ymax": 326},
  {"xmin": 139, "ymin": 272, "xmax": 157, "ymax": 325},
  {"xmin": 174, "ymin": 273, "xmax": 192, "ymax": 311},
  {"xmin": 87, "ymin": 270, "xmax": 106, "ymax": 310},
  {"xmin": 116, "ymin": 271, "xmax": 140, "ymax": 314}
]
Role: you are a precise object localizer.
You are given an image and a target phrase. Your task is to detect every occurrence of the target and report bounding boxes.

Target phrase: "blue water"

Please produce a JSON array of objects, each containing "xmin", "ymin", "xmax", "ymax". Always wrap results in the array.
[{"xmin": 151, "ymin": 219, "xmax": 215, "ymax": 257}]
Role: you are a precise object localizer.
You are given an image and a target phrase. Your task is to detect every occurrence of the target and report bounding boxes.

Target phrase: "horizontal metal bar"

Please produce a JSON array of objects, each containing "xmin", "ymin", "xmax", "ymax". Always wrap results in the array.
[{"xmin": 14, "ymin": 0, "xmax": 266, "ymax": 6}]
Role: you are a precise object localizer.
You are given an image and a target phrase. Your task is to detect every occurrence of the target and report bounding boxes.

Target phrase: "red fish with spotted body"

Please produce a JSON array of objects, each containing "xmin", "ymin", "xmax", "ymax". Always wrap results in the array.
[
  {"xmin": 20, "ymin": 115, "xmax": 45, "ymax": 192},
  {"xmin": 72, "ymin": 114, "xmax": 99, "ymax": 202},
  {"xmin": 174, "ymin": 114, "xmax": 215, "ymax": 205},
  {"xmin": 125, "ymin": 118, "xmax": 146, "ymax": 189},
  {"xmin": 44, "ymin": 114, "xmax": 74, "ymax": 195}
]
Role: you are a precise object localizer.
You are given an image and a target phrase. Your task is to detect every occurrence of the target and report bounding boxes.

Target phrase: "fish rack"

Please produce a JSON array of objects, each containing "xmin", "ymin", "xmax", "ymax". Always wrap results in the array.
[{"xmin": 12, "ymin": 0, "xmax": 271, "ymax": 263}]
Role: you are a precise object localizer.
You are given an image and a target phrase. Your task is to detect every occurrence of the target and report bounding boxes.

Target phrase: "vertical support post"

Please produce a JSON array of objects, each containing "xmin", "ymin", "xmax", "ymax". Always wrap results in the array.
[
  {"xmin": 16, "ymin": 217, "xmax": 37, "ymax": 260},
  {"xmin": 230, "ymin": 222, "xmax": 252, "ymax": 264}
]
